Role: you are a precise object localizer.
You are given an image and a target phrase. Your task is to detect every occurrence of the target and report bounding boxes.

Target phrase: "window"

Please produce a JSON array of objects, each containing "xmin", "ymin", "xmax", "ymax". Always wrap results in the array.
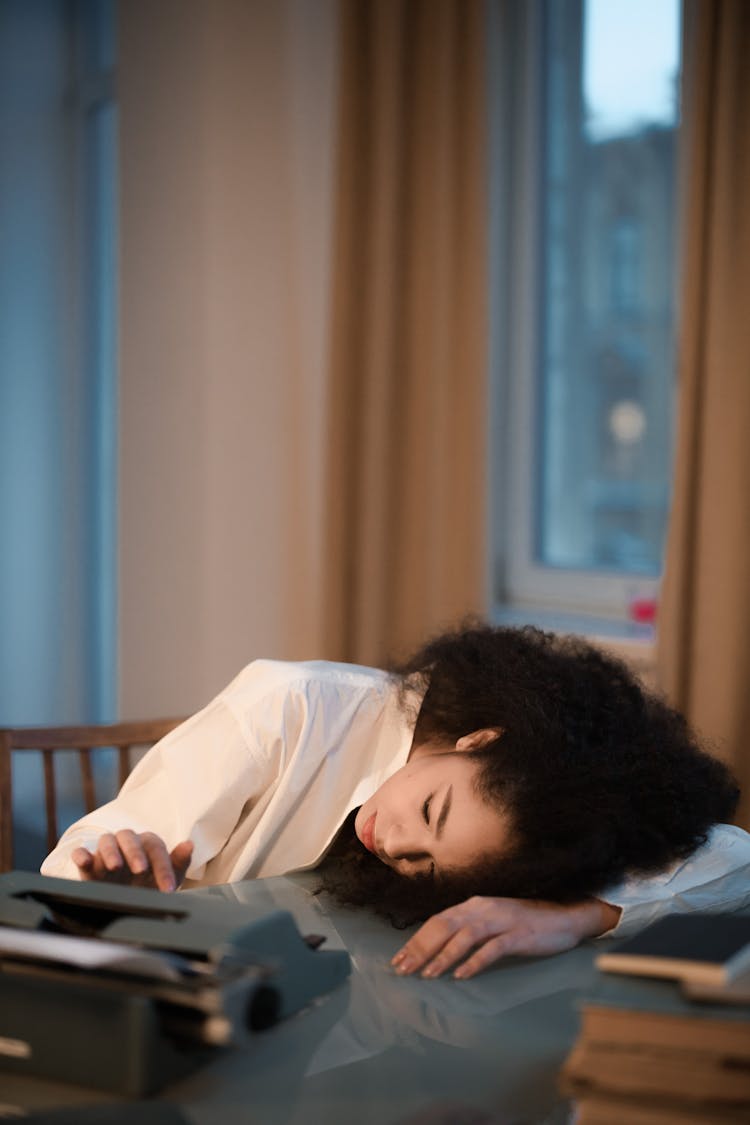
[{"xmin": 489, "ymin": 0, "xmax": 682, "ymax": 634}]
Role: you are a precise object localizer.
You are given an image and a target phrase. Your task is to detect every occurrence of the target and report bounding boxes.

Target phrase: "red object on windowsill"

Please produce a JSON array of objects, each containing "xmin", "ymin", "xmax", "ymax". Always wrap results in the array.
[{"xmin": 629, "ymin": 598, "xmax": 658, "ymax": 626}]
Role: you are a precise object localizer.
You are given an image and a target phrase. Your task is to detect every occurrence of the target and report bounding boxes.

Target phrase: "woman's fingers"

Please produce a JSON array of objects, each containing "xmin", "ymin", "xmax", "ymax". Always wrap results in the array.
[
  {"xmin": 392, "ymin": 897, "xmax": 494, "ymax": 975},
  {"xmin": 72, "ymin": 837, "xmax": 125, "ymax": 881},
  {"xmin": 96, "ymin": 832, "xmax": 126, "ymax": 872},
  {"xmin": 392, "ymin": 896, "xmax": 615, "ymax": 980},
  {"xmin": 71, "ymin": 832, "xmax": 193, "ymax": 891},
  {"xmin": 453, "ymin": 932, "xmax": 519, "ymax": 979},
  {"xmin": 139, "ymin": 832, "xmax": 179, "ymax": 891},
  {"xmin": 115, "ymin": 829, "xmax": 149, "ymax": 876},
  {"xmin": 391, "ymin": 918, "xmax": 451, "ymax": 975},
  {"xmin": 169, "ymin": 839, "xmax": 194, "ymax": 886},
  {"xmin": 418, "ymin": 926, "xmax": 493, "ymax": 978},
  {"xmin": 71, "ymin": 846, "xmax": 95, "ymax": 876}
]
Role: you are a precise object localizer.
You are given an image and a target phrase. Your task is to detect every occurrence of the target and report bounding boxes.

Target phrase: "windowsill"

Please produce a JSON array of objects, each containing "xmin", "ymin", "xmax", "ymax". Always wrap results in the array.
[{"xmin": 491, "ymin": 603, "xmax": 657, "ymax": 686}]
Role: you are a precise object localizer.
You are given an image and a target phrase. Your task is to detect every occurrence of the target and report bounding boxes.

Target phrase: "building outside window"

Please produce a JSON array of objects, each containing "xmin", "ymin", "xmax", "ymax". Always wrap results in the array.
[{"xmin": 490, "ymin": 0, "xmax": 682, "ymax": 638}]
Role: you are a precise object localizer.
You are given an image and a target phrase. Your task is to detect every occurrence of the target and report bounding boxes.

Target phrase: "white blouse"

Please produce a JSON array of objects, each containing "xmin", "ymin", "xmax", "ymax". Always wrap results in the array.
[{"xmin": 41, "ymin": 659, "xmax": 750, "ymax": 937}]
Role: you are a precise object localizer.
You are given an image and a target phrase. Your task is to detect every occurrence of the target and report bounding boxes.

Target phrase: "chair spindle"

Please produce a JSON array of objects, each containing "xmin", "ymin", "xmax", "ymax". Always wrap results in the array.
[
  {"xmin": 79, "ymin": 749, "xmax": 96, "ymax": 812},
  {"xmin": 42, "ymin": 750, "xmax": 58, "ymax": 854}
]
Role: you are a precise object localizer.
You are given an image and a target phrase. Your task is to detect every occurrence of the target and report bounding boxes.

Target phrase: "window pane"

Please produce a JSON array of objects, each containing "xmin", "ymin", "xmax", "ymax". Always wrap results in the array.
[{"xmin": 537, "ymin": 0, "xmax": 681, "ymax": 575}]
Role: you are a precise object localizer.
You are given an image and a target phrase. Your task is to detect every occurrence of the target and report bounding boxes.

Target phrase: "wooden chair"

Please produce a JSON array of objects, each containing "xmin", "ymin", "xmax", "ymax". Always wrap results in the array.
[{"xmin": 0, "ymin": 718, "xmax": 184, "ymax": 873}]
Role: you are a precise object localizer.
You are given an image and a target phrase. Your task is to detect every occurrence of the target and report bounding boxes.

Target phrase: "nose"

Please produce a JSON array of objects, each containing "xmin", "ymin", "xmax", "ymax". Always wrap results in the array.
[{"xmin": 382, "ymin": 821, "xmax": 427, "ymax": 863}]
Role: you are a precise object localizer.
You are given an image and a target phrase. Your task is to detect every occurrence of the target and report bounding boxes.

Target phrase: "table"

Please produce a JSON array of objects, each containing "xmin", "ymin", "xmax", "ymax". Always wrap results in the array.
[{"xmin": 0, "ymin": 874, "xmax": 599, "ymax": 1124}]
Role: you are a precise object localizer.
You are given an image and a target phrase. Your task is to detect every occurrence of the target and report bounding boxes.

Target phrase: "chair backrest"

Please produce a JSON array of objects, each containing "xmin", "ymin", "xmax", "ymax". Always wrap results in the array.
[{"xmin": 0, "ymin": 718, "xmax": 184, "ymax": 873}]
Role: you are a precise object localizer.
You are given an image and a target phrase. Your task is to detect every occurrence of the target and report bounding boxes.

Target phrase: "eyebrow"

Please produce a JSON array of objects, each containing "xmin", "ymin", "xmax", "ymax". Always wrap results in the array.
[{"xmin": 435, "ymin": 785, "xmax": 453, "ymax": 840}]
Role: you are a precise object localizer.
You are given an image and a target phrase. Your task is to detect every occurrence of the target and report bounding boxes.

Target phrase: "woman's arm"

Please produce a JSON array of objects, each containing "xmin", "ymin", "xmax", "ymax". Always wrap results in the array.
[
  {"xmin": 41, "ymin": 688, "xmax": 271, "ymax": 890},
  {"xmin": 391, "ymin": 824, "xmax": 750, "ymax": 979}
]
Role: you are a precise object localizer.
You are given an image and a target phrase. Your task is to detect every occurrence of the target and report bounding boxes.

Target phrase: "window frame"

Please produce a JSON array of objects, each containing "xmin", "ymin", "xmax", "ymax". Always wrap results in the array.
[{"xmin": 488, "ymin": 0, "xmax": 676, "ymax": 628}]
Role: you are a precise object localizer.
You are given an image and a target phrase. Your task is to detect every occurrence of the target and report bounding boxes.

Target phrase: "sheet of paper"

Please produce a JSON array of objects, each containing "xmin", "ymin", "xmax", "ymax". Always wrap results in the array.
[{"xmin": 0, "ymin": 924, "xmax": 182, "ymax": 981}]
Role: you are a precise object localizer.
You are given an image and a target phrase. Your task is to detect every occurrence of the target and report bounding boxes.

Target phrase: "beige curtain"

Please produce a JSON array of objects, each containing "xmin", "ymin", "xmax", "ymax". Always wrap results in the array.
[
  {"xmin": 323, "ymin": 0, "xmax": 488, "ymax": 666},
  {"xmin": 657, "ymin": 0, "xmax": 750, "ymax": 828}
]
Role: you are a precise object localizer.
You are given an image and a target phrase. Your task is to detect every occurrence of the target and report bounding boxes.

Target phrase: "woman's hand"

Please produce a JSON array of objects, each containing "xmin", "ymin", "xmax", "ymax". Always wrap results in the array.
[
  {"xmin": 72, "ymin": 830, "xmax": 194, "ymax": 893},
  {"xmin": 391, "ymin": 896, "xmax": 622, "ymax": 980}
]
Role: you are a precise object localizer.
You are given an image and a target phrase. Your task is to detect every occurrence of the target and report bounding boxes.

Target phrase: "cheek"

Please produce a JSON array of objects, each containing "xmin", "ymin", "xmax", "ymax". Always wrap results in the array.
[
  {"xmin": 371, "ymin": 767, "xmax": 412, "ymax": 811},
  {"xmin": 357, "ymin": 777, "xmax": 390, "ymax": 830}
]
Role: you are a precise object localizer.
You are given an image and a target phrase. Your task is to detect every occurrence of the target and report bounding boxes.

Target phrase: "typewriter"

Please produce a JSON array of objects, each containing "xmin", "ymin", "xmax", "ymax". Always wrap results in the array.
[{"xmin": 0, "ymin": 870, "xmax": 350, "ymax": 1095}]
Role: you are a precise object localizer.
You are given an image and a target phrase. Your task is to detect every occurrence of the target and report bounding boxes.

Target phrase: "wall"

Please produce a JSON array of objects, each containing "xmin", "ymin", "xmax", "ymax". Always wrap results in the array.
[{"xmin": 118, "ymin": 0, "xmax": 338, "ymax": 716}]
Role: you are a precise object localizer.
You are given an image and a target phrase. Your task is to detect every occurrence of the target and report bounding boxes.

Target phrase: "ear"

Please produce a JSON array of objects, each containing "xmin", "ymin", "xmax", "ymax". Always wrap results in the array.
[{"xmin": 454, "ymin": 727, "xmax": 503, "ymax": 753}]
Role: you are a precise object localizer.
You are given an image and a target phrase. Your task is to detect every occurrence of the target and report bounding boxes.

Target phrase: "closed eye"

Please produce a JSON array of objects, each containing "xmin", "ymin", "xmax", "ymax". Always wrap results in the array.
[{"xmin": 422, "ymin": 794, "xmax": 433, "ymax": 826}]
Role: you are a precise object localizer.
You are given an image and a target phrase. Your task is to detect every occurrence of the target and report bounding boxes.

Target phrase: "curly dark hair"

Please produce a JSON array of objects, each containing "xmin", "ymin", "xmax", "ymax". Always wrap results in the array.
[{"xmin": 318, "ymin": 622, "xmax": 739, "ymax": 927}]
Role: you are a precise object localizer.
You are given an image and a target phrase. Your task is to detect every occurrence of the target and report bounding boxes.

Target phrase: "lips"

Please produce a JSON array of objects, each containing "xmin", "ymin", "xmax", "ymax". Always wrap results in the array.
[{"xmin": 360, "ymin": 812, "xmax": 377, "ymax": 854}]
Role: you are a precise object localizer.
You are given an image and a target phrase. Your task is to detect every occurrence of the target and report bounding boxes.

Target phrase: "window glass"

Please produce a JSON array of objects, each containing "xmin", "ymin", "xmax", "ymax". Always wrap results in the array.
[{"xmin": 536, "ymin": 0, "xmax": 681, "ymax": 577}]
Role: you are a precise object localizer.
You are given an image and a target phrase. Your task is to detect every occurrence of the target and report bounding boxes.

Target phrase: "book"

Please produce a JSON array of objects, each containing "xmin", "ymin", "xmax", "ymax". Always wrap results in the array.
[
  {"xmin": 595, "ymin": 914, "xmax": 750, "ymax": 986},
  {"xmin": 572, "ymin": 1090, "xmax": 750, "ymax": 1124},
  {"xmin": 563, "ymin": 1038, "xmax": 750, "ymax": 1103},
  {"xmin": 683, "ymin": 971, "xmax": 750, "ymax": 1005},
  {"xmin": 559, "ymin": 971, "xmax": 750, "ymax": 1112},
  {"xmin": 576, "ymin": 972, "xmax": 750, "ymax": 1058}
]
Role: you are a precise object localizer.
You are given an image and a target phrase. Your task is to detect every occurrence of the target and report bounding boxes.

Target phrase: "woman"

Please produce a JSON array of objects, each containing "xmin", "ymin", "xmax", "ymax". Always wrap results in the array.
[{"xmin": 42, "ymin": 624, "xmax": 750, "ymax": 979}]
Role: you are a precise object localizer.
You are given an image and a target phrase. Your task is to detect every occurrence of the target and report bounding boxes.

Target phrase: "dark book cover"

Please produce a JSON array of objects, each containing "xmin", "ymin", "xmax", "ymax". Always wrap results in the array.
[{"xmin": 596, "ymin": 914, "xmax": 750, "ymax": 985}]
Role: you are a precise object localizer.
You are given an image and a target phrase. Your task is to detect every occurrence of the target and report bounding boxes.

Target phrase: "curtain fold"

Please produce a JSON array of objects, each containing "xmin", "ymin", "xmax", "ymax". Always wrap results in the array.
[
  {"xmin": 323, "ymin": 0, "xmax": 488, "ymax": 666},
  {"xmin": 657, "ymin": 0, "xmax": 750, "ymax": 828}
]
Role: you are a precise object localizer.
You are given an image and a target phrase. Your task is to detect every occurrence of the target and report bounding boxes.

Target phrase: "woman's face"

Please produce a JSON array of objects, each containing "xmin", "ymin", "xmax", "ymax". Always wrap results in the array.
[{"xmin": 354, "ymin": 746, "xmax": 512, "ymax": 879}]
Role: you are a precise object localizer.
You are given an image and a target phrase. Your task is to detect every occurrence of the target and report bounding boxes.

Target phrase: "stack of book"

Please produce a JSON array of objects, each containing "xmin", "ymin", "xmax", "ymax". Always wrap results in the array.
[{"xmin": 560, "ymin": 915, "xmax": 750, "ymax": 1124}]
